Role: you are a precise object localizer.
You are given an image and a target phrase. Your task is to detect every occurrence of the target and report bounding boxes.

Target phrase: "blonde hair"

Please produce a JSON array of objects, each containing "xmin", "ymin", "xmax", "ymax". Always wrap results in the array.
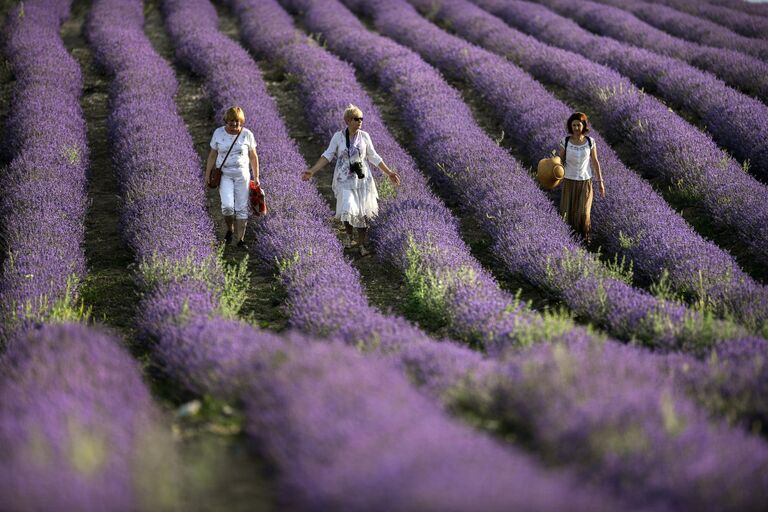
[
  {"xmin": 223, "ymin": 106, "xmax": 246, "ymax": 124},
  {"xmin": 343, "ymin": 104, "xmax": 363, "ymax": 121}
]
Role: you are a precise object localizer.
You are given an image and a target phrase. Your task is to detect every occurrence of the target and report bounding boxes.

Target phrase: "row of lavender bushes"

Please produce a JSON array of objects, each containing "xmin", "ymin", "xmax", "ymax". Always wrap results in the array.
[
  {"xmin": 482, "ymin": 0, "xmax": 768, "ymax": 184},
  {"xmin": 0, "ymin": 0, "xmax": 89, "ymax": 338},
  {"xmin": 85, "ymin": 0, "xmax": 623, "ymax": 508},
  {"xmin": 157, "ymin": 2, "xmax": 631, "ymax": 507},
  {"xmin": 590, "ymin": 0, "xmax": 768, "ymax": 61},
  {"xmin": 646, "ymin": 0, "xmax": 768, "ymax": 39},
  {"xmin": 252, "ymin": 0, "xmax": 768, "ymax": 440},
  {"xmin": 339, "ymin": 0, "xmax": 768, "ymax": 437},
  {"xmin": 227, "ymin": 0, "xmax": 584, "ymax": 351},
  {"xmin": 288, "ymin": 0, "xmax": 752, "ymax": 353},
  {"xmin": 423, "ymin": 0, "xmax": 768, "ymax": 287},
  {"xmin": 389, "ymin": 0, "xmax": 768, "ymax": 429},
  {"xmin": 225, "ymin": 3, "xmax": 764, "ymax": 507},
  {"xmin": 529, "ymin": 0, "xmax": 768, "ymax": 99},
  {"xmin": 232, "ymin": 0, "xmax": 768, "ymax": 445},
  {"xmin": 708, "ymin": 0, "xmax": 768, "ymax": 19},
  {"xmin": 0, "ymin": 2, "xmax": 178, "ymax": 510},
  {"xmin": 365, "ymin": 0, "xmax": 768, "ymax": 342}
]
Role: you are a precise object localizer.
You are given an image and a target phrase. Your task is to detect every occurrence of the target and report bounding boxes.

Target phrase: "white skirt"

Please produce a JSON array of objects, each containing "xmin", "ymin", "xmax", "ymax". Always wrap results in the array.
[{"xmin": 333, "ymin": 164, "xmax": 379, "ymax": 228}]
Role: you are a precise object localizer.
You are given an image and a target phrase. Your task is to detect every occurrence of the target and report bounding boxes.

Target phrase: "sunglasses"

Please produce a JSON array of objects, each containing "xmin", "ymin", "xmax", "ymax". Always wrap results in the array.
[
  {"xmin": 226, "ymin": 120, "xmax": 242, "ymax": 125},
  {"xmin": 351, "ymin": 117, "xmax": 363, "ymax": 122}
]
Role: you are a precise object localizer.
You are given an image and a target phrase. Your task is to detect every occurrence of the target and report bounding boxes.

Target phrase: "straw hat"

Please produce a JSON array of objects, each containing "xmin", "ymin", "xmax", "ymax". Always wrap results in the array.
[{"xmin": 536, "ymin": 156, "xmax": 565, "ymax": 189}]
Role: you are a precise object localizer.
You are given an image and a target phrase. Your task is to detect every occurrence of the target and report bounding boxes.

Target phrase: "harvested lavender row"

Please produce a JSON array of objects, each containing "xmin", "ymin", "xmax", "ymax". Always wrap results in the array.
[
  {"xmin": 283, "ymin": 0, "xmax": 752, "ymax": 352},
  {"xmin": 228, "ymin": 0, "xmax": 591, "ymax": 350},
  {"xmin": 644, "ymin": 0, "xmax": 768, "ymax": 40},
  {"xmin": 84, "ymin": 1, "xmax": 603, "ymax": 507},
  {"xmin": 0, "ymin": 0, "xmax": 88, "ymax": 338},
  {"xmin": 591, "ymin": 0, "xmax": 768, "ymax": 61},
  {"xmin": 482, "ymin": 0, "xmax": 768, "ymax": 184},
  {"xmin": 434, "ymin": 0, "xmax": 768, "ymax": 276},
  {"xmin": 0, "ymin": 323, "xmax": 177, "ymax": 512},
  {"xmin": 364, "ymin": 0, "xmax": 767, "ymax": 338},
  {"xmin": 528, "ymin": 0, "xmax": 768, "ymax": 100}
]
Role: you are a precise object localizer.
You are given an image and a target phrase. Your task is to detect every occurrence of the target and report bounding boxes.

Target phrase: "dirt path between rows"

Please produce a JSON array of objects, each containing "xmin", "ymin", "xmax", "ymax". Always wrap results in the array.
[{"xmin": 56, "ymin": 1, "xmax": 277, "ymax": 509}]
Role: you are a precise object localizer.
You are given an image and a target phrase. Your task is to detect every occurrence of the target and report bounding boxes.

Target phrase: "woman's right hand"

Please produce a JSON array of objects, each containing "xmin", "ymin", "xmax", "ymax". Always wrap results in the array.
[{"xmin": 301, "ymin": 170, "xmax": 314, "ymax": 181}]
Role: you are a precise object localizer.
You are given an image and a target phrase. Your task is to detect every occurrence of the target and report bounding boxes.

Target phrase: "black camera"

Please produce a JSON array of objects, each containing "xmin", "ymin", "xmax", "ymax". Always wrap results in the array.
[{"xmin": 350, "ymin": 158, "xmax": 365, "ymax": 179}]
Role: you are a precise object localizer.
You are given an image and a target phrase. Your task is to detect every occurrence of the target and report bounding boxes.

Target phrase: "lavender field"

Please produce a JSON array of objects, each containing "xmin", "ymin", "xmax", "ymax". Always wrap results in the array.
[{"xmin": 1, "ymin": 0, "xmax": 767, "ymax": 509}]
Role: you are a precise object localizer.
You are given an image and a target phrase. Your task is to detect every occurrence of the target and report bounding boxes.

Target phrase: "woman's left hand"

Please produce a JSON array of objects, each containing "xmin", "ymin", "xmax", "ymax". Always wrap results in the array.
[
  {"xmin": 388, "ymin": 171, "xmax": 401, "ymax": 186},
  {"xmin": 598, "ymin": 181, "xmax": 606, "ymax": 197}
]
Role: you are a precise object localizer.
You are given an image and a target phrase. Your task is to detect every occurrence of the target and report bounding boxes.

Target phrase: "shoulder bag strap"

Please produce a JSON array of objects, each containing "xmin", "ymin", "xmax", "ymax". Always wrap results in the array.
[{"xmin": 220, "ymin": 129, "xmax": 242, "ymax": 168}]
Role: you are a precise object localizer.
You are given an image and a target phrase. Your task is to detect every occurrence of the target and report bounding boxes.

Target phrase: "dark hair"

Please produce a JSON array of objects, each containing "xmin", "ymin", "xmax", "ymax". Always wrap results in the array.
[{"xmin": 566, "ymin": 112, "xmax": 590, "ymax": 135}]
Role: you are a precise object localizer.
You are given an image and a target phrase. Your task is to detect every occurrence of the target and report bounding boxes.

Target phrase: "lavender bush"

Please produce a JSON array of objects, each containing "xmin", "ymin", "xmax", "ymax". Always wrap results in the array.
[
  {"xmin": 478, "ymin": 0, "xmax": 768, "ymax": 184},
  {"xmin": 527, "ymin": 0, "xmax": 768, "ymax": 100},
  {"xmin": 590, "ymin": 0, "xmax": 768, "ymax": 61},
  {"xmin": 0, "ymin": 0, "xmax": 89, "ymax": 340},
  {"xmin": 0, "ymin": 323, "xmax": 178, "ymax": 512}
]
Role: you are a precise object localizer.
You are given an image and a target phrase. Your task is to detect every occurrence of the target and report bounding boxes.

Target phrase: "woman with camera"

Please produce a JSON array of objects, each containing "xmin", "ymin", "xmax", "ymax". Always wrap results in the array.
[{"xmin": 302, "ymin": 104, "xmax": 400, "ymax": 255}]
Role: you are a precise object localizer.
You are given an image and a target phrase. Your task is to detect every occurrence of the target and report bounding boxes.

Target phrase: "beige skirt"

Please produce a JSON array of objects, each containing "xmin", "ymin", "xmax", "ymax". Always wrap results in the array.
[{"xmin": 559, "ymin": 178, "xmax": 593, "ymax": 238}]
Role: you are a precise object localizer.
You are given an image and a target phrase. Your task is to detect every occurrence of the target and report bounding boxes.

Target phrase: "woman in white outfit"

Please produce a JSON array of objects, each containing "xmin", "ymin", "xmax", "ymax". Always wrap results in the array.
[
  {"xmin": 302, "ymin": 105, "xmax": 400, "ymax": 256},
  {"xmin": 205, "ymin": 106, "xmax": 260, "ymax": 249}
]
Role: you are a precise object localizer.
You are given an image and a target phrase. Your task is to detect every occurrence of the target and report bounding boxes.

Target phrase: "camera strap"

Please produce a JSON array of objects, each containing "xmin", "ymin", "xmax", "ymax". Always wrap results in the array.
[{"xmin": 345, "ymin": 127, "xmax": 353, "ymax": 163}]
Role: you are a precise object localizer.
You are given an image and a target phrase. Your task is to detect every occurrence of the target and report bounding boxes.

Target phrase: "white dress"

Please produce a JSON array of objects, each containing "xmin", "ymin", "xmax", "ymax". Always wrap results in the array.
[{"xmin": 321, "ymin": 129, "xmax": 381, "ymax": 228}]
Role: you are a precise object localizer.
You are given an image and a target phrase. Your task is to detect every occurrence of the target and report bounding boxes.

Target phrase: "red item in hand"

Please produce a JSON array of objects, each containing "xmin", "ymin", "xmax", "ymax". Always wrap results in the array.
[{"xmin": 249, "ymin": 180, "xmax": 268, "ymax": 216}]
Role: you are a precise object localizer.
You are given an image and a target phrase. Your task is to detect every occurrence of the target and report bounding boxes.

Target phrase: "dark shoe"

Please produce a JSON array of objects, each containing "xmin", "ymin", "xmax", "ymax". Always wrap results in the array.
[
  {"xmin": 225, "ymin": 230, "xmax": 233, "ymax": 244},
  {"xmin": 237, "ymin": 240, "xmax": 248, "ymax": 250}
]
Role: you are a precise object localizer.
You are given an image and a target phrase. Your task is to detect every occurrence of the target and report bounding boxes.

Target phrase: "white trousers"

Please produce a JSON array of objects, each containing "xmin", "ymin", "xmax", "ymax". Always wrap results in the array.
[{"xmin": 220, "ymin": 173, "xmax": 249, "ymax": 220}]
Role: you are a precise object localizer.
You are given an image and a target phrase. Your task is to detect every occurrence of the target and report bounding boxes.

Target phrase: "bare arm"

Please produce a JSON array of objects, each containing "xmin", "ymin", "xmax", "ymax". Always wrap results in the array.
[
  {"xmin": 591, "ymin": 145, "xmax": 605, "ymax": 197},
  {"xmin": 377, "ymin": 161, "xmax": 400, "ymax": 186},
  {"xmin": 249, "ymin": 147, "xmax": 260, "ymax": 184},
  {"xmin": 302, "ymin": 156, "xmax": 330, "ymax": 181},
  {"xmin": 204, "ymin": 148, "xmax": 217, "ymax": 184}
]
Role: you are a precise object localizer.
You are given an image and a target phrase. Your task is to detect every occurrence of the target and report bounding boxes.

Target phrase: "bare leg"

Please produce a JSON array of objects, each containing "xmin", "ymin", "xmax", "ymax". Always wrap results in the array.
[
  {"xmin": 224, "ymin": 215, "xmax": 235, "ymax": 244},
  {"xmin": 358, "ymin": 227, "xmax": 370, "ymax": 255},
  {"xmin": 235, "ymin": 219, "xmax": 248, "ymax": 242}
]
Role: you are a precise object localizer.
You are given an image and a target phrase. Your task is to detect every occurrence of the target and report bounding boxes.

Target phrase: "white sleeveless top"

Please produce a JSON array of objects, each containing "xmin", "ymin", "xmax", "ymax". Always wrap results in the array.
[{"xmin": 560, "ymin": 136, "xmax": 595, "ymax": 181}]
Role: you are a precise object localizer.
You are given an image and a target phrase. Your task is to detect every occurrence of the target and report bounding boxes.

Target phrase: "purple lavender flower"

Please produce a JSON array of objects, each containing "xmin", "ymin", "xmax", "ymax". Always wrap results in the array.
[
  {"xmin": 1, "ymin": 0, "xmax": 89, "ymax": 337},
  {"xmin": 590, "ymin": 0, "xmax": 768, "ymax": 61},
  {"xmin": 643, "ymin": 0, "xmax": 768, "ymax": 40},
  {"xmin": 0, "ymin": 323, "xmax": 178, "ymax": 512},
  {"xmin": 526, "ymin": 0, "xmax": 768, "ymax": 99}
]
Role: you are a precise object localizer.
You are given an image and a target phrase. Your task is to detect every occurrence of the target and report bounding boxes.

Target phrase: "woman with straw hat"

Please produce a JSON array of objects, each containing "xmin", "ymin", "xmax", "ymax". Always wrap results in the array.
[{"xmin": 558, "ymin": 112, "xmax": 605, "ymax": 242}]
